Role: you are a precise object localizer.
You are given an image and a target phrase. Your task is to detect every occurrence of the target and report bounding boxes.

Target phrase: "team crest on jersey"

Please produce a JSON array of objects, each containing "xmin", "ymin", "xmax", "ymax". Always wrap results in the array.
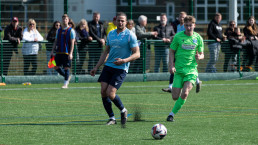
[
  {"xmin": 182, "ymin": 39, "xmax": 185, "ymax": 42},
  {"xmin": 193, "ymin": 39, "xmax": 197, "ymax": 44}
]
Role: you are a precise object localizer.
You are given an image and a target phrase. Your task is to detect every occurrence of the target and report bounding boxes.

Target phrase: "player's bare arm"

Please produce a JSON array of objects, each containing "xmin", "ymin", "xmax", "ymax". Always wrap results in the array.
[
  {"xmin": 113, "ymin": 46, "xmax": 140, "ymax": 65},
  {"xmin": 90, "ymin": 45, "xmax": 110, "ymax": 76},
  {"xmin": 168, "ymin": 49, "xmax": 176, "ymax": 74},
  {"xmin": 69, "ymin": 38, "xmax": 75, "ymax": 60}
]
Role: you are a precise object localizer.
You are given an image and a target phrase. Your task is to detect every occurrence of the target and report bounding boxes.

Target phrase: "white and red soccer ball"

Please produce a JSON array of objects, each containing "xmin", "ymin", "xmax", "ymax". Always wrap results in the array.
[{"xmin": 151, "ymin": 123, "xmax": 167, "ymax": 139}]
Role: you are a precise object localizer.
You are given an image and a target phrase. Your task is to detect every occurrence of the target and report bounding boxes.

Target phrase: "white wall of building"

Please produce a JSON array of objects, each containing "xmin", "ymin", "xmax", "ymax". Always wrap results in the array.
[{"xmin": 53, "ymin": 0, "xmax": 116, "ymax": 23}]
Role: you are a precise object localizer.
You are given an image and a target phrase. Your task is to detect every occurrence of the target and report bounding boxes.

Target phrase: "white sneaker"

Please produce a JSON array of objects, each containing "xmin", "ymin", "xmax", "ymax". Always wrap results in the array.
[{"xmin": 62, "ymin": 84, "xmax": 68, "ymax": 89}]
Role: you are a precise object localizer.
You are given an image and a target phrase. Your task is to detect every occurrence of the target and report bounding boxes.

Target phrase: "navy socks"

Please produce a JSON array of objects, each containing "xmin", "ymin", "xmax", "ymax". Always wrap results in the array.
[
  {"xmin": 169, "ymin": 73, "xmax": 174, "ymax": 84},
  {"xmin": 64, "ymin": 69, "xmax": 69, "ymax": 80},
  {"xmin": 102, "ymin": 97, "xmax": 114, "ymax": 118},
  {"xmin": 56, "ymin": 68, "xmax": 65, "ymax": 77},
  {"xmin": 112, "ymin": 95, "xmax": 124, "ymax": 111}
]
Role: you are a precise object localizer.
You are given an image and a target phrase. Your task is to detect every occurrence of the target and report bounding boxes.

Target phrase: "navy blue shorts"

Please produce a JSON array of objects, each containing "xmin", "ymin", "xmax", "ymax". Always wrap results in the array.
[
  {"xmin": 55, "ymin": 54, "xmax": 71, "ymax": 68},
  {"xmin": 98, "ymin": 65, "xmax": 127, "ymax": 90}
]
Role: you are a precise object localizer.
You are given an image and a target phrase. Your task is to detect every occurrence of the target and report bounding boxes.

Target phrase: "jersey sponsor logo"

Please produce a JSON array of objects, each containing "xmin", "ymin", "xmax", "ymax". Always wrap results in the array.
[
  {"xmin": 181, "ymin": 44, "xmax": 196, "ymax": 50},
  {"xmin": 193, "ymin": 39, "xmax": 197, "ymax": 44}
]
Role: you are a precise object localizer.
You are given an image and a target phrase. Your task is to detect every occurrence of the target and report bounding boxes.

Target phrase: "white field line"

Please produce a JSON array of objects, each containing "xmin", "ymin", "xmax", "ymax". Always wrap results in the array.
[{"xmin": 0, "ymin": 83, "xmax": 258, "ymax": 91}]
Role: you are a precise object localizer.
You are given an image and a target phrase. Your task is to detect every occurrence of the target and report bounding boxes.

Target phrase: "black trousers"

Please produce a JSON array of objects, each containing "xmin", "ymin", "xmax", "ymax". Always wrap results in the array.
[{"xmin": 23, "ymin": 55, "xmax": 37, "ymax": 75}]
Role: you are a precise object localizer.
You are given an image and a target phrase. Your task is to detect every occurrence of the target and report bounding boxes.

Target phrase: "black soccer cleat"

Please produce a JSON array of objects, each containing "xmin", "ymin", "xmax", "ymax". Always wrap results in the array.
[
  {"xmin": 106, "ymin": 119, "xmax": 117, "ymax": 125},
  {"xmin": 162, "ymin": 87, "xmax": 172, "ymax": 93},
  {"xmin": 166, "ymin": 115, "xmax": 174, "ymax": 122},
  {"xmin": 121, "ymin": 110, "xmax": 128, "ymax": 125}
]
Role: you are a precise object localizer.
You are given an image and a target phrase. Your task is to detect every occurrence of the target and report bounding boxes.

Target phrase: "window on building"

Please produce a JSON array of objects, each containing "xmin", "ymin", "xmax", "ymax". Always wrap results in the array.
[
  {"xmin": 120, "ymin": 0, "xmax": 136, "ymax": 6},
  {"xmin": 195, "ymin": 0, "xmax": 228, "ymax": 24},
  {"xmin": 139, "ymin": 0, "xmax": 156, "ymax": 5},
  {"xmin": 195, "ymin": 0, "xmax": 258, "ymax": 24}
]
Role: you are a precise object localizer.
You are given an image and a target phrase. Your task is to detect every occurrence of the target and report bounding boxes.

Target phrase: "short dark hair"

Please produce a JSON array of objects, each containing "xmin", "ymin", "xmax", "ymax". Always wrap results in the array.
[
  {"xmin": 93, "ymin": 12, "xmax": 100, "ymax": 15},
  {"xmin": 62, "ymin": 14, "xmax": 69, "ymax": 19},
  {"xmin": 116, "ymin": 12, "xmax": 127, "ymax": 20}
]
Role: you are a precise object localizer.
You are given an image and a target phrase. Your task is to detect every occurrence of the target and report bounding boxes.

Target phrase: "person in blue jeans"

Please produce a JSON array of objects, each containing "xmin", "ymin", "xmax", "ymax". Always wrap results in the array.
[{"xmin": 206, "ymin": 13, "xmax": 225, "ymax": 73}]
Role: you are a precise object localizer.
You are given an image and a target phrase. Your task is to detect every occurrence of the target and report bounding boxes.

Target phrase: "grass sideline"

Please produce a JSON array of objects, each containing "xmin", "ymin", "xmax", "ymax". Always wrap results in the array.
[{"xmin": 0, "ymin": 80, "xmax": 258, "ymax": 145}]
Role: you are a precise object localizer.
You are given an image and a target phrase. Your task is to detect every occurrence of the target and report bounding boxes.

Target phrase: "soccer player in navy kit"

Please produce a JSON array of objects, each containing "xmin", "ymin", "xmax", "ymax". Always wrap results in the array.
[
  {"xmin": 51, "ymin": 14, "xmax": 75, "ymax": 88},
  {"xmin": 90, "ymin": 12, "xmax": 140, "ymax": 126}
]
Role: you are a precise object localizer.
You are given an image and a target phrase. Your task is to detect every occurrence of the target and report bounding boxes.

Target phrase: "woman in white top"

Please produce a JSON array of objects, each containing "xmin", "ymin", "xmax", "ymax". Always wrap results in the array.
[{"xmin": 22, "ymin": 19, "xmax": 43, "ymax": 75}]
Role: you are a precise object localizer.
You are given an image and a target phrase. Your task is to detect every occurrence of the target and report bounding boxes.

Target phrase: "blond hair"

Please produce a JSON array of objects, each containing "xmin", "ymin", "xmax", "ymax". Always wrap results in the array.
[
  {"xmin": 78, "ymin": 19, "xmax": 89, "ymax": 32},
  {"xmin": 27, "ymin": 19, "xmax": 36, "ymax": 32}
]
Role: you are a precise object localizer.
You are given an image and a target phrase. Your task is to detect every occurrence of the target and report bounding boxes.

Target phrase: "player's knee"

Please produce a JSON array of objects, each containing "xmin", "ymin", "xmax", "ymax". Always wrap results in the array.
[
  {"xmin": 181, "ymin": 92, "xmax": 189, "ymax": 99},
  {"xmin": 172, "ymin": 95, "xmax": 179, "ymax": 101},
  {"xmin": 100, "ymin": 89, "xmax": 106, "ymax": 97}
]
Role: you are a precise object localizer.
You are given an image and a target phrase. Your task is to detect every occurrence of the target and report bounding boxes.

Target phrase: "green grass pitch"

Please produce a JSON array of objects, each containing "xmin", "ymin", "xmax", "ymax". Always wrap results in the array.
[{"xmin": 0, "ymin": 80, "xmax": 257, "ymax": 144}]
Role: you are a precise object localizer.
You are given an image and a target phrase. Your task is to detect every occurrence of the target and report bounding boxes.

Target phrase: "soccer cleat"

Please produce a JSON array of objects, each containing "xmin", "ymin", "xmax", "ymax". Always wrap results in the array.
[
  {"xmin": 162, "ymin": 87, "xmax": 172, "ymax": 93},
  {"xmin": 121, "ymin": 110, "xmax": 128, "ymax": 125},
  {"xmin": 166, "ymin": 115, "xmax": 174, "ymax": 122},
  {"xmin": 61, "ymin": 84, "xmax": 68, "ymax": 89},
  {"xmin": 196, "ymin": 81, "xmax": 202, "ymax": 93},
  {"xmin": 106, "ymin": 119, "xmax": 117, "ymax": 125}
]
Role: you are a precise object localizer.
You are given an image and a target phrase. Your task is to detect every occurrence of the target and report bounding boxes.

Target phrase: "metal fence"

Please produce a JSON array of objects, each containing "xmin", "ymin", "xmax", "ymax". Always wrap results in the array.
[{"xmin": 1, "ymin": 39, "xmax": 252, "ymax": 83}]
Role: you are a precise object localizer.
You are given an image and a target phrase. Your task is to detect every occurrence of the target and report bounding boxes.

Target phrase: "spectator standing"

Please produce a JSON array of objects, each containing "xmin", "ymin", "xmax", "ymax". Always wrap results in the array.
[
  {"xmin": 22, "ymin": 19, "xmax": 43, "ymax": 75},
  {"xmin": 46, "ymin": 21, "xmax": 61, "ymax": 75},
  {"xmin": 154, "ymin": 13, "xmax": 175, "ymax": 73},
  {"xmin": 243, "ymin": 16, "xmax": 258, "ymax": 71},
  {"xmin": 51, "ymin": 14, "xmax": 76, "ymax": 88},
  {"xmin": 126, "ymin": 19, "xmax": 136, "ymax": 34},
  {"xmin": 206, "ymin": 13, "xmax": 224, "ymax": 73},
  {"xmin": 3, "ymin": 17, "xmax": 23, "ymax": 75},
  {"xmin": 88, "ymin": 12, "xmax": 106, "ymax": 74},
  {"xmin": 133, "ymin": 15, "xmax": 157, "ymax": 73},
  {"xmin": 224, "ymin": 21, "xmax": 244, "ymax": 72},
  {"xmin": 106, "ymin": 16, "xmax": 117, "ymax": 36},
  {"xmin": 75, "ymin": 19, "xmax": 93, "ymax": 74}
]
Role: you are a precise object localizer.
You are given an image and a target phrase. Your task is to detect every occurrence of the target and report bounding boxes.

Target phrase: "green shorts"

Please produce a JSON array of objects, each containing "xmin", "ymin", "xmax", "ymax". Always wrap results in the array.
[{"xmin": 172, "ymin": 67, "xmax": 198, "ymax": 88}]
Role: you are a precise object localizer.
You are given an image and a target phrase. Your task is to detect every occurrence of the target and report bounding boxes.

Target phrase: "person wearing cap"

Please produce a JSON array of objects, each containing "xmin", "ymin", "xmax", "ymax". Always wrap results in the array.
[
  {"xmin": 3, "ymin": 17, "xmax": 23, "ymax": 75},
  {"xmin": 106, "ymin": 16, "xmax": 117, "ymax": 36}
]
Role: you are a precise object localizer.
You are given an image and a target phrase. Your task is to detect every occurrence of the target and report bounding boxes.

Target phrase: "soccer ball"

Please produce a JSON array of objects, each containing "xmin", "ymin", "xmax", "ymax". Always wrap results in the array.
[{"xmin": 151, "ymin": 124, "xmax": 167, "ymax": 139}]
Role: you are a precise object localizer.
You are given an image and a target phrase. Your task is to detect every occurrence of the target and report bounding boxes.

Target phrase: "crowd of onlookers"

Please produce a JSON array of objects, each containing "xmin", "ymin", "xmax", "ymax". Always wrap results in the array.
[{"xmin": 1, "ymin": 11, "xmax": 258, "ymax": 76}]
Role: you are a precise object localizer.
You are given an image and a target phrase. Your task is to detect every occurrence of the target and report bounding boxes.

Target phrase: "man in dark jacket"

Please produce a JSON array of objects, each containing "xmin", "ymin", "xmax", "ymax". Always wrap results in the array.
[
  {"xmin": 3, "ymin": 17, "xmax": 23, "ymax": 75},
  {"xmin": 154, "ymin": 13, "xmax": 175, "ymax": 73},
  {"xmin": 88, "ymin": 12, "xmax": 106, "ymax": 73},
  {"xmin": 206, "ymin": 13, "xmax": 224, "ymax": 73}
]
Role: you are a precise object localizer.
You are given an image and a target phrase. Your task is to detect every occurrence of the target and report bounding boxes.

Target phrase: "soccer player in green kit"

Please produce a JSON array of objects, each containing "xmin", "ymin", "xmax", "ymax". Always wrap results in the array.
[{"xmin": 167, "ymin": 15, "xmax": 204, "ymax": 122}]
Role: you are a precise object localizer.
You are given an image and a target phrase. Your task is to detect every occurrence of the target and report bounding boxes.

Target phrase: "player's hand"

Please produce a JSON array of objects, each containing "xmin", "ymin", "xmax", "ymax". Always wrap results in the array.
[
  {"xmin": 195, "ymin": 51, "xmax": 200, "ymax": 60},
  {"xmin": 113, "ymin": 58, "xmax": 125, "ymax": 65},
  {"xmin": 88, "ymin": 36, "xmax": 93, "ymax": 41},
  {"xmin": 17, "ymin": 38, "xmax": 20, "ymax": 44},
  {"xmin": 90, "ymin": 68, "xmax": 97, "ymax": 76},
  {"xmin": 68, "ymin": 54, "xmax": 73, "ymax": 60},
  {"xmin": 170, "ymin": 66, "xmax": 176, "ymax": 74}
]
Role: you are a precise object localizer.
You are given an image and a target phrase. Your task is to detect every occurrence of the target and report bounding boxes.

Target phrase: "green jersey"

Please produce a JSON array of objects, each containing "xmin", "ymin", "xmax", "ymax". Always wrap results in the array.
[{"xmin": 170, "ymin": 31, "xmax": 204, "ymax": 71}]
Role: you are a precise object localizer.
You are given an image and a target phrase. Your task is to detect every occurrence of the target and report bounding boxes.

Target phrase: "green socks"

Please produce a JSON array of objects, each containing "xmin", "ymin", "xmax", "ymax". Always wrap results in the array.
[{"xmin": 172, "ymin": 97, "xmax": 186, "ymax": 115}]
